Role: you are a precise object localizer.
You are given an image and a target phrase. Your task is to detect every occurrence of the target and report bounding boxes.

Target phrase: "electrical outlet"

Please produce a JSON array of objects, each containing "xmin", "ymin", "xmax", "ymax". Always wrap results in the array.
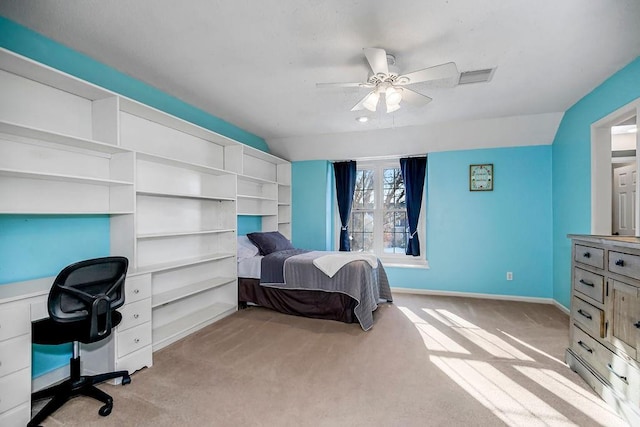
[{"xmin": 506, "ymin": 272, "xmax": 513, "ymax": 281}]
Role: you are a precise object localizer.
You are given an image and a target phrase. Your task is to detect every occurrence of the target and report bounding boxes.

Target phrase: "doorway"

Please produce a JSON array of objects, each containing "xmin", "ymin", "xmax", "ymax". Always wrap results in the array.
[
  {"xmin": 611, "ymin": 117, "xmax": 637, "ymax": 235},
  {"xmin": 592, "ymin": 100, "xmax": 640, "ymax": 236}
]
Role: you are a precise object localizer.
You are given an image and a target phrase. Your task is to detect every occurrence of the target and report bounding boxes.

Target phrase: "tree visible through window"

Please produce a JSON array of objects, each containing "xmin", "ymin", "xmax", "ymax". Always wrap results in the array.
[{"xmin": 349, "ymin": 161, "xmax": 409, "ymax": 256}]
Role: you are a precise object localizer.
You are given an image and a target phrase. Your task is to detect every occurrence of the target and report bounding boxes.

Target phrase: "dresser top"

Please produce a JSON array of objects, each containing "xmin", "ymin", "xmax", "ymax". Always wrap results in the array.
[{"xmin": 569, "ymin": 234, "xmax": 640, "ymax": 248}]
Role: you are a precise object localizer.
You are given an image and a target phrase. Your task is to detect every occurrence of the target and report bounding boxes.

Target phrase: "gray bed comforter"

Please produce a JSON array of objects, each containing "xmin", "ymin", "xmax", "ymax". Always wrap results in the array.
[{"xmin": 260, "ymin": 250, "xmax": 393, "ymax": 331}]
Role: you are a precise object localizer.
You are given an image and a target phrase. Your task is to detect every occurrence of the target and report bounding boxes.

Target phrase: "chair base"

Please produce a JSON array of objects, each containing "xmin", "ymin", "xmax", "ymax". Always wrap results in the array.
[{"xmin": 28, "ymin": 357, "xmax": 131, "ymax": 427}]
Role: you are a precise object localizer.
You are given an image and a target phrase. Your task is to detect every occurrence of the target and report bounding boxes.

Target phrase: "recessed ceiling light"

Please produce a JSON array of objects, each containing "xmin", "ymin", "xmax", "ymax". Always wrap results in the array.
[{"xmin": 356, "ymin": 116, "xmax": 369, "ymax": 123}]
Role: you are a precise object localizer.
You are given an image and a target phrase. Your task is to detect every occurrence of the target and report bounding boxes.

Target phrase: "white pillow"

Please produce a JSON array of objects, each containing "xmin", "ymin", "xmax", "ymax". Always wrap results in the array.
[{"xmin": 237, "ymin": 235, "xmax": 260, "ymax": 261}]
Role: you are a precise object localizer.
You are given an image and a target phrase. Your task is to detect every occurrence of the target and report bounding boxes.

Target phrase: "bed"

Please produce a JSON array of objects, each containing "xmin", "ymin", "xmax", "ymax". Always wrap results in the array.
[{"xmin": 237, "ymin": 232, "xmax": 393, "ymax": 330}]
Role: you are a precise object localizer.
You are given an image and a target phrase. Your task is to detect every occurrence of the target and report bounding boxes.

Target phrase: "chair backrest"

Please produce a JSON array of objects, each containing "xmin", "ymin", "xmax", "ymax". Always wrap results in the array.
[{"xmin": 48, "ymin": 256, "xmax": 128, "ymax": 341}]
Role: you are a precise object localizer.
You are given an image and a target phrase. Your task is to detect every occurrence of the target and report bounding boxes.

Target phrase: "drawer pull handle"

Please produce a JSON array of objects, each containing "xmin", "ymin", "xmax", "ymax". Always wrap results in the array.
[
  {"xmin": 577, "ymin": 309, "xmax": 592, "ymax": 320},
  {"xmin": 134, "ymin": 338, "xmax": 140, "ymax": 343},
  {"xmin": 634, "ymin": 321, "xmax": 640, "ymax": 329},
  {"xmin": 615, "ymin": 259, "xmax": 625, "ymax": 267},
  {"xmin": 133, "ymin": 314, "xmax": 139, "ymax": 319},
  {"xmin": 133, "ymin": 289, "xmax": 140, "ymax": 294},
  {"xmin": 577, "ymin": 340, "xmax": 593, "ymax": 353},
  {"xmin": 583, "ymin": 252, "xmax": 591, "ymax": 258},
  {"xmin": 607, "ymin": 363, "xmax": 628, "ymax": 384},
  {"xmin": 579, "ymin": 279, "xmax": 594, "ymax": 287}
]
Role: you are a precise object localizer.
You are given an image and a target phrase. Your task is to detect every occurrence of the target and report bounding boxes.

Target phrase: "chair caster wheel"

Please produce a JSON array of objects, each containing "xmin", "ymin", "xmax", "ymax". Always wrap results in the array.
[
  {"xmin": 99, "ymin": 403, "xmax": 112, "ymax": 417},
  {"xmin": 122, "ymin": 375, "xmax": 132, "ymax": 385}
]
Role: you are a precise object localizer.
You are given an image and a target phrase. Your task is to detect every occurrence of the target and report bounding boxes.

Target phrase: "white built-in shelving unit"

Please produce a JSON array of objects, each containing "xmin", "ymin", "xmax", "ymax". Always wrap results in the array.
[
  {"xmin": 226, "ymin": 144, "xmax": 292, "ymax": 238},
  {"xmin": 0, "ymin": 47, "xmax": 291, "ymax": 422}
]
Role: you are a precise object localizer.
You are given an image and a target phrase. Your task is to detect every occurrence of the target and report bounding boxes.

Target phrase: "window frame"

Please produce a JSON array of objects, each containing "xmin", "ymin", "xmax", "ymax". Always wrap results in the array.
[{"xmin": 336, "ymin": 158, "xmax": 428, "ymax": 268}]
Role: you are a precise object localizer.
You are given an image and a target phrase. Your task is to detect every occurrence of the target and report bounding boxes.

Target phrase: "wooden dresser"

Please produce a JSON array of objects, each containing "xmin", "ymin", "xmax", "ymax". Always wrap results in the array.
[{"xmin": 566, "ymin": 235, "xmax": 640, "ymax": 425}]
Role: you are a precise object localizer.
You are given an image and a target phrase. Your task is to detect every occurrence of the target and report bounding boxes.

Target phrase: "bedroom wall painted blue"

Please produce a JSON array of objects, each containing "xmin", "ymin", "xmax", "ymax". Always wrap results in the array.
[
  {"xmin": 291, "ymin": 161, "xmax": 335, "ymax": 251},
  {"xmin": 386, "ymin": 146, "xmax": 553, "ymax": 297},
  {"xmin": 0, "ymin": 215, "xmax": 110, "ymax": 376},
  {"xmin": 552, "ymin": 56, "xmax": 640, "ymax": 308},
  {"xmin": 238, "ymin": 216, "xmax": 263, "ymax": 236},
  {"xmin": 0, "ymin": 17, "xmax": 269, "ymax": 378},
  {"xmin": 292, "ymin": 146, "xmax": 553, "ymax": 298}
]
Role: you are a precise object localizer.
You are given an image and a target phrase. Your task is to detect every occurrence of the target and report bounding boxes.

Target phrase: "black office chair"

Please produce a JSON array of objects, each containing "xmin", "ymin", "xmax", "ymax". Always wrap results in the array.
[{"xmin": 29, "ymin": 257, "xmax": 132, "ymax": 426}]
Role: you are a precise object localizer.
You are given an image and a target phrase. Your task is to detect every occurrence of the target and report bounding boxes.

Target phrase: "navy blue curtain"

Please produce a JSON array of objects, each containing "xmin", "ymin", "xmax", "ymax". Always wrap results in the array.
[
  {"xmin": 333, "ymin": 161, "xmax": 357, "ymax": 251},
  {"xmin": 400, "ymin": 156, "xmax": 427, "ymax": 256}
]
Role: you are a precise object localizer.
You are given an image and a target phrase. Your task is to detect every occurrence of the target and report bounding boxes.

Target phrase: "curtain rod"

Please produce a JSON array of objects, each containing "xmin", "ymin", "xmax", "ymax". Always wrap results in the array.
[{"xmin": 329, "ymin": 153, "xmax": 427, "ymax": 163}]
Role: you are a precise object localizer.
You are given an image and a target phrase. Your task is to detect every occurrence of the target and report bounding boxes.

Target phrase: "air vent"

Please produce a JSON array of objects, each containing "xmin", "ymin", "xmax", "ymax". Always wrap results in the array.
[{"xmin": 458, "ymin": 68, "xmax": 495, "ymax": 85}]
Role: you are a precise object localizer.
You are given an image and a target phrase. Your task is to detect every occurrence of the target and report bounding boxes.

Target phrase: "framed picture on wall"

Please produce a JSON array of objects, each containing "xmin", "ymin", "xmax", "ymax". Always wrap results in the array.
[{"xmin": 470, "ymin": 164, "xmax": 493, "ymax": 191}]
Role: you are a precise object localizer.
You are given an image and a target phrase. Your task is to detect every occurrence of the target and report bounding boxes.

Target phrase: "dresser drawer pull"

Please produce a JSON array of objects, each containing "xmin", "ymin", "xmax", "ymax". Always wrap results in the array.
[
  {"xmin": 134, "ymin": 338, "xmax": 140, "ymax": 344},
  {"xmin": 607, "ymin": 363, "xmax": 628, "ymax": 384},
  {"xmin": 583, "ymin": 252, "xmax": 591, "ymax": 258},
  {"xmin": 133, "ymin": 289, "xmax": 140, "ymax": 294},
  {"xmin": 634, "ymin": 321, "xmax": 640, "ymax": 329},
  {"xmin": 578, "ymin": 279, "xmax": 594, "ymax": 287},
  {"xmin": 615, "ymin": 259, "xmax": 625, "ymax": 267},
  {"xmin": 577, "ymin": 340, "xmax": 593, "ymax": 353},
  {"xmin": 133, "ymin": 314, "xmax": 139, "ymax": 319},
  {"xmin": 577, "ymin": 309, "xmax": 592, "ymax": 320}
]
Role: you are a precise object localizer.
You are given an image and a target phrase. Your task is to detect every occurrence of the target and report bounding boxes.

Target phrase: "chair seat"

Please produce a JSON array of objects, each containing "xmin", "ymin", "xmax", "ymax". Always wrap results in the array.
[{"xmin": 33, "ymin": 311, "xmax": 122, "ymax": 345}]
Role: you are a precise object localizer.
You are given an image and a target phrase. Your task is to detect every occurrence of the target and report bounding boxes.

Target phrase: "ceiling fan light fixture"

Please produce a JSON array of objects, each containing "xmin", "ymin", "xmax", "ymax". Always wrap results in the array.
[
  {"xmin": 363, "ymin": 92, "xmax": 379, "ymax": 112},
  {"xmin": 356, "ymin": 116, "xmax": 369, "ymax": 123},
  {"xmin": 385, "ymin": 86, "xmax": 402, "ymax": 105},
  {"xmin": 386, "ymin": 102, "xmax": 401, "ymax": 113}
]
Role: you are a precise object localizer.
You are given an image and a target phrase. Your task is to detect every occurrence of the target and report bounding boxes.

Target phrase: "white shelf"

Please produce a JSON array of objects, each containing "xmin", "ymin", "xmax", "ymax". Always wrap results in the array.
[
  {"xmin": 136, "ymin": 151, "xmax": 229, "ymax": 176},
  {"xmin": 136, "ymin": 190, "xmax": 236, "ymax": 202},
  {"xmin": 151, "ymin": 277, "xmax": 235, "ymax": 308},
  {"xmin": 237, "ymin": 194, "xmax": 277, "ymax": 201},
  {"xmin": 0, "ymin": 168, "xmax": 133, "ymax": 186},
  {"xmin": 152, "ymin": 302, "xmax": 236, "ymax": 351},
  {"xmin": 0, "ymin": 209, "xmax": 134, "ymax": 215},
  {"xmin": 137, "ymin": 229, "xmax": 235, "ymax": 240},
  {"xmin": 134, "ymin": 253, "xmax": 235, "ymax": 275},
  {"xmin": 237, "ymin": 173, "xmax": 276, "ymax": 185},
  {"xmin": 0, "ymin": 120, "xmax": 128, "ymax": 154}
]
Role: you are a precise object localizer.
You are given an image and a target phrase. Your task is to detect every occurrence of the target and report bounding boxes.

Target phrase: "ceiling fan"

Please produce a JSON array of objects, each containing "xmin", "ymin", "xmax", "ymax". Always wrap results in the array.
[{"xmin": 317, "ymin": 48, "xmax": 459, "ymax": 113}]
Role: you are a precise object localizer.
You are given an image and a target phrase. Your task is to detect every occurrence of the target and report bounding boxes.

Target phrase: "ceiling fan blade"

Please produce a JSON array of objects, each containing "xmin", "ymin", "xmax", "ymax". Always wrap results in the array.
[
  {"xmin": 396, "ymin": 62, "xmax": 459, "ymax": 85},
  {"xmin": 316, "ymin": 82, "xmax": 371, "ymax": 89},
  {"xmin": 351, "ymin": 89, "xmax": 376, "ymax": 111},
  {"xmin": 399, "ymin": 88, "xmax": 432, "ymax": 106},
  {"xmin": 363, "ymin": 48, "xmax": 389, "ymax": 76}
]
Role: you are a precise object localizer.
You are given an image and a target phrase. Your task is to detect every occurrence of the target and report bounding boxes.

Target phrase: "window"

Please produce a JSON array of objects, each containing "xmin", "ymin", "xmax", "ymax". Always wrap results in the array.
[{"xmin": 345, "ymin": 159, "xmax": 427, "ymax": 267}]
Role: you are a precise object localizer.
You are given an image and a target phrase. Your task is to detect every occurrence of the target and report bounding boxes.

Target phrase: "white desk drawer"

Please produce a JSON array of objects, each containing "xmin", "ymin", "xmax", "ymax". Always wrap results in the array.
[
  {"xmin": 0, "ymin": 334, "xmax": 30, "ymax": 377},
  {"xmin": 116, "ymin": 345, "xmax": 152, "ymax": 377},
  {"xmin": 0, "ymin": 402, "xmax": 30, "ymax": 427},
  {"xmin": 118, "ymin": 298, "xmax": 152, "ymax": 331},
  {"xmin": 0, "ymin": 305, "xmax": 29, "ymax": 341},
  {"xmin": 125, "ymin": 274, "xmax": 151, "ymax": 303},
  {"xmin": 117, "ymin": 322, "xmax": 152, "ymax": 358},
  {"xmin": 0, "ymin": 367, "xmax": 30, "ymax": 414}
]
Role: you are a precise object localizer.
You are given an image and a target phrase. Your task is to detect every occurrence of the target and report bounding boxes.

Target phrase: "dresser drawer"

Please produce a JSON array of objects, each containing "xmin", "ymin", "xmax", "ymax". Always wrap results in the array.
[
  {"xmin": 0, "ymin": 402, "xmax": 30, "ymax": 427},
  {"xmin": 571, "ymin": 296, "xmax": 605, "ymax": 338},
  {"xmin": 0, "ymin": 368, "xmax": 30, "ymax": 414},
  {"xmin": 0, "ymin": 305, "xmax": 30, "ymax": 342},
  {"xmin": 117, "ymin": 322, "xmax": 152, "ymax": 358},
  {"xmin": 125, "ymin": 274, "xmax": 151, "ymax": 303},
  {"xmin": 573, "ymin": 267, "xmax": 605, "ymax": 304},
  {"xmin": 572, "ymin": 325, "xmax": 640, "ymax": 406},
  {"xmin": 118, "ymin": 298, "xmax": 152, "ymax": 332},
  {"xmin": 608, "ymin": 250, "xmax": 640, "ymax": 280},
  {"xmin": 574, "ymin": 244, "xmax": 604, "ymax": 269},
  {"xmin": 0, "ymin": 335, "xmax": 30, "ymax": 377}
]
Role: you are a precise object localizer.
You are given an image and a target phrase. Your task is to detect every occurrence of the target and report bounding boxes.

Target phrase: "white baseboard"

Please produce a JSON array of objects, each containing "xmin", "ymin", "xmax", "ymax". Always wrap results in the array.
[
  {"xmin": 391, "ymin": 287, "xmax": 567, "ymax": 313},
  {"xmin": 552, "ymin": 299, "xmax": 570, "ymax": 315},
  {"xmin": 32, "ymin": 365, "xmax": 68, "ymax": 392}
]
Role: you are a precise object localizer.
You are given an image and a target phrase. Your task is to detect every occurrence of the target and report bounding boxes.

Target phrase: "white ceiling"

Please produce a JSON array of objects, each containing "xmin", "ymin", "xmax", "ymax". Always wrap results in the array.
[{"xmin": 1, "ymin": 0, "xmax": 639, "ymax": 160}]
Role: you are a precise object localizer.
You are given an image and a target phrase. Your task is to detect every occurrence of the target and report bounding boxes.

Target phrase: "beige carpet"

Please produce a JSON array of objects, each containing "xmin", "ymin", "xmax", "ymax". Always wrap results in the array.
[{"xmin": 38, "ymin": 293, "xmax": 627, "ymax": 426}]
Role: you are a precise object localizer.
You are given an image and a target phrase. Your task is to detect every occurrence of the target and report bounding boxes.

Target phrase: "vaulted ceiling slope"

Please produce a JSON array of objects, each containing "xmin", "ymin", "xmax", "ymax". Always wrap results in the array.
[{"xmin": 1, "ymin": 1, "xmax": 639, "ymax": 160}]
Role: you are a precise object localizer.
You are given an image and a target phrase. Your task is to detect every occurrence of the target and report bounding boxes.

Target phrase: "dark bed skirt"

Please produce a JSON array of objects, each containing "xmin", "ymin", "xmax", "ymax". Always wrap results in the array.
[{"xmin": 238, "ymin": 278, "xmax": 358, "ymax": 324}]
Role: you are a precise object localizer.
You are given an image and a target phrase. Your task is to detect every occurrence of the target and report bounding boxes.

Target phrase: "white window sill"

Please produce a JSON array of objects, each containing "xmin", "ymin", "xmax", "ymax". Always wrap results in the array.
[{"xmin": 379, "ymin": 257, "xmax": 430, "ymax": 269}]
